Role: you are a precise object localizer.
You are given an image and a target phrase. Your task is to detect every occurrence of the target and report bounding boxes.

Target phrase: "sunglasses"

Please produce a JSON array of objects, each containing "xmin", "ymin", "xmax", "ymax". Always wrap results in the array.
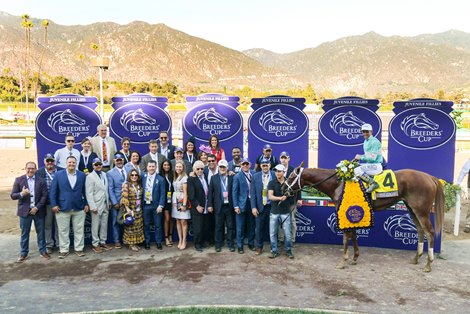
[
  {"xmin": 66, "ymin": 140, "xmax": 75, "ymax": 143},
  {"xmin": 122, "ymin": 143, "xmax": 130, "ymax": 146},
  {"xmin": 275, "ymin": 170, "xmax": 284, "ymax": 173},
  {"xmin": 362, "ymin": 131, "xmax": 370, "ymax": 133},
  {"xmin": 160, "ymin": 137, "xmax": 168, "ymax": 139},
  {"xmin": 130, "ymin": 174, "xmax": 139, "ymax": 177},
  {"xmin": 208, "ymin": 160, "xmax": 216, "ymax": 163},
  {"xmin": 196, "ymin": 168, "xmax": 204, "ymax": 170},
  {"xmin": 94, "ymin": 163, "xmax": 103, "ymax": 167},
  {"xmin": 46, "ymin": 159, "xmax": 55, "ymax": 163},
  {"xmin": 219, "ymin": 166, "xmax": 226, "ymax": 169},
  {"xmin": 265, "ymin": 149, "xmax": 272, "ymax": 152}
]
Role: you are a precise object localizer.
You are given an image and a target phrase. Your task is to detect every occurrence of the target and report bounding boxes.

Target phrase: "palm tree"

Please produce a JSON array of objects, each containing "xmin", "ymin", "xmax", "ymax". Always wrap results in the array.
[
  {"xmin": 21, "ymin": 15, "xmax": 33, "ymax": 122},
  {"xmin": 42, "ymin": 20, "xmax": 49, "ymax": 45}
]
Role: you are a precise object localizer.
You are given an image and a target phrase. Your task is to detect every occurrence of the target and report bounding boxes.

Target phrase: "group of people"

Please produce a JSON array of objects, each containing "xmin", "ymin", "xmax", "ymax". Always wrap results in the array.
[{"xmin": 11, "ymin": 125, "xmax": 302, "ymax": 262}]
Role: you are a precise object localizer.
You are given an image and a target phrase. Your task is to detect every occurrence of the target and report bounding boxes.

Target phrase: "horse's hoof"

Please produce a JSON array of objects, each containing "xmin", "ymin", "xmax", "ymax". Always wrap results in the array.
[
  {"xmin": 336, "ymin": 262, "xmax": 346, "ymax": 269},
  {"xmin": 423, "ymin": 265, "xmax": 432, "ymax": 272},
  {"xmin": 410, "ymin": 258, "xmax": 418, "ymax": 265},
  {"xmin": 351, "ymin": 260, "xmax": 358, "ymax": 265}
]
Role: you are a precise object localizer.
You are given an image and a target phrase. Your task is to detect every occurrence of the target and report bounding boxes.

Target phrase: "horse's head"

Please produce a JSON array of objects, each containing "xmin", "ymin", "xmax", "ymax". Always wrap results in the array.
[
  {"xmin": 271, "ymin": 109, "xmax": 294, "ymax": 125},
  {"xmin": 330, "ymin": 111, "xmax": 365, "ymax": 134},
  {"xmin": 282, "ymin": 161, "xmax": 304, "ymax": 197},
  {"xmin": 132, "ymin": 108, "xmax": 156, "ymax": 125},
  {"xmin": 60, "ymin": 109, "xmax": 86, "ymax": 125},
  {"xmin": 414, "ymin": 113, "xmax": 439, "ymax": 130},
  {"xmin": 193, "ymin": 108, "xmax": 228, "ymax": 129}
]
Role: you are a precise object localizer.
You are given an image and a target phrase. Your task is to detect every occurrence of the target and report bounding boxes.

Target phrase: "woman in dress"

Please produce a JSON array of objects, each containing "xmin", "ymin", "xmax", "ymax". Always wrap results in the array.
[
  {"xmin": 78, "ymin": 137, "xmax": 97, "ymax": 174},
  {"xmin": 209, "ymin": 135, "xmax": 225, "ymax": 163},
  {"xmin": 124, "ymin": 151, "xmax": 141, "ymax": 176},
  {"xmin": 172, "ymin": 160, "xmax": 190, "ymax": 250},
  {"xmin": 183, "ymin": 138, "xmax": 198, "ymax": 167},
  {"xmin": 120, "ymin": 169, "xmax": 144, "ymax": 251},
  {"xmin": 120, "ymin": 137, "xmax": 131, "ymax": 164},
  {"xmin": 160, "ymin": 160, "xmax": 174, "ymax": 247}
]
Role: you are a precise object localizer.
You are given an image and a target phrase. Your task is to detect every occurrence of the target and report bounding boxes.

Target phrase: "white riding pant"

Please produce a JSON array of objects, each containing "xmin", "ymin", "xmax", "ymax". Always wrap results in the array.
[{"xmin": 354, "ymin": 163, "xmax": 383, "ymax": 176}]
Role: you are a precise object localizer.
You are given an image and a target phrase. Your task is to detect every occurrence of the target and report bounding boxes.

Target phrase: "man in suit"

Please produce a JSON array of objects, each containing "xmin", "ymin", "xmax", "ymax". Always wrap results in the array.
[
  {"xmin": 208, "ymin": 159, "xmax": 235, "ymax": 252},
  {"xmin": 171, "ymin": 147, "xmax": 192, "ymax": 174},
  {"xmin": 50, "ymin": 155, "xmax": 89, "ymax": 258},
  {"xmin": 157, "ymin": 130, "xmax": 176, "ymax": 160},
  {"xmin": 91, "ymin": 124, "xmax": 117, "ymax": 172},
  {"xmin": 107, "ymin": 153, "xmax": 127, "ymax": 248},
  {"xmin": 232, "ymin": 158, "xmax": 256, "ymax": 254},
  {"xmin": 250, "ymin": 158, "xmax": 275, "ymax": 255},
  {"xmin": 11, "ymin": 161, "xmax": 49, "ymax": 262},
  {"xmin": 188, "ymin": 160, "xmax": 209, "ymax": 252},
  {"xmin": 86, "ymin": 157, "xmax": 111, "ymax": 253},
  {"xmin": 141, "ymin": 139, "xmax": 167, "ymax": 174},
  {"xmin": 142, "ymin": 160, "xmax": 166, "ymax": 250},
  {"xmin": 36, "ymin": 153, "xmax": 58, "ymax": 253}
]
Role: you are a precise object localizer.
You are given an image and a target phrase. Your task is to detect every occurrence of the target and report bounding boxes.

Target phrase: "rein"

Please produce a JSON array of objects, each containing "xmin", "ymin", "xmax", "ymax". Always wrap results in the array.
[{"xmin": 285, "ymin": 168, "xmax": 337, "ymax": 196}]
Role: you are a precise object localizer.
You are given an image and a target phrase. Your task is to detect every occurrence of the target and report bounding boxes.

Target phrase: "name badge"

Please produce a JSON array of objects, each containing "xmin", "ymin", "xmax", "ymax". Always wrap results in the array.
[
  {"xmin": 145, "ymin": 190, "xmax": 151, "ymax": 202},
  {"xmin": 223, "ymin": 191, "xmax": 229, "ymax": 204},
  {"xmin": 262, "ymin": 189, "xmax": 267, "ymax": 205},
  {"xmin": 167, "ymin": 191, "xmax": 172, "ymax": 204},
  {"xmin": 135, "ymin": 199, "xmax": 141, "ymax": 211}
]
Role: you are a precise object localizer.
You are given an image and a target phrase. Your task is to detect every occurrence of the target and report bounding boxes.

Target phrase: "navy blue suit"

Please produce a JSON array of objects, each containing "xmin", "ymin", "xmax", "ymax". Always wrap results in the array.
[
  {"xmin": 142, "ymin": 172, "xmax": 166, "ymax": 245},
  {"xmin": 107, "ymin": 166, "xmax": 127, "ymax": 244},
  {"xmin": 250, "ymin": 170, "xmax": 274, "ymax": 249},
  {"xmin": 208, "ymin": 173, "xmax": 234, "ymax": 249},
  {"xmin": 232, "ymin": 170, "xmax": 255, "ymax": 249},
  {"xmin": 49, "ymin": 170, "xmax": 87, "ymax": 211}
]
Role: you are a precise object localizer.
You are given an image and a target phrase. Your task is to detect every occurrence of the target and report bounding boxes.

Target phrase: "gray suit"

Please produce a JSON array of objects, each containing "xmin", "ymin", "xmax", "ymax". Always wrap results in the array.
[
  {"xmin": 140, "ymin": 153, "xmax": 167, "ymax": 173},
  {"xmin": 85, "ymin": 171, "xmax": 109, "ymax": 247}
]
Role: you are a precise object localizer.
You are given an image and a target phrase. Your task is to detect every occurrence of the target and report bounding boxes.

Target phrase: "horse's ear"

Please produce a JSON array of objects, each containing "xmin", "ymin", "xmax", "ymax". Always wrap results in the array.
[{"xmin": 299, "ymin": 161, "xmax": 304, "ymax": 168}]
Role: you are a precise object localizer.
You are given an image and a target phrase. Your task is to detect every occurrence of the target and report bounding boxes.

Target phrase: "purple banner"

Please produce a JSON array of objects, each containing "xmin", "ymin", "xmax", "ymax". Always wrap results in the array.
[
  {"xmin": 109, "ymin": 93, "xmax": 172, "ymax": 156},
  {"xmin": 388, "ymin": 98, "xmax": 456, "ymax": 182},
  {"xmin": 35, "ymin": 94, "xmax": 102, "ymax": 167},
  {"xmin": 183, "ymin": 93, "xmax": 243, "ymax": 157},
  {"xmin": 318, "ymin": 96, "xmax": 381, "ymax": 169},
  {"xmin": 248, "ymin": 95, "xmax": 308, "ymax": 167}
]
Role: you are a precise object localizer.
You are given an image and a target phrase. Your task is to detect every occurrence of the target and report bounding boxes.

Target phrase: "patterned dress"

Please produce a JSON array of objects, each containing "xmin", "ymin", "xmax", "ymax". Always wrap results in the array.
[
  {"xmin": 172, "ymin": 176, "xmax": 190, "ymax": 220},
  {"xmin": 121, "ymin": 182, "xmax": 144, "ymax": 245}
]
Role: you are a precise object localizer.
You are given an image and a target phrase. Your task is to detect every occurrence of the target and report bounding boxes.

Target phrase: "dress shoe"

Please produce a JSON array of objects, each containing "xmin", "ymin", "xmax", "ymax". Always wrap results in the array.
[
  {"xmin": 92, "ymin": 245, "xmax": 103, "ymax": 253},
  {"xmin": 46, "ymin": 247, "xmax": 53, "ymax": 254},
  {"xmin": 215, "ymin": 247, "xmax": 221, "ymax": 252},
  {"xmin": 229, "ymin": 247, "xmax": 236, "ymax": 252},
  {"xmin": 248, "ymin": 244, "xmax": 255, "ymax": 251},
  {"xmin": 464, "ymin": 226, "xmax": 470, "ymax": 233},
  {"xmin": 195, "ymin": 246, "xmax": 203, "ymax": 252},
  {"xmin": 238, "ymin": 248, "xmax": 244, "ymax": 254},
  {"xmin": 144, "ymin": 243, "xmax": 151, "ymax": 250},
  {"xmin": 286, "ymin": 250, "xmax": 295, "ymax": 259},
  {"xmin": 156, "ymin": 243, "xmax": 163, "ymax": 250},
  {"xmin": 100, "ymin": 243, "xmax": 113, "ymax": 251},
  {"xmin": 114, "ymin": 243, "xmax": 122, "ymax": 249},
  {"xmin": 255, "ymin": 248, "xmax": 262, "ymax": 255},
  {"xmin": 269, "ymin": 251, "xmax": 280, "ymax": 259},
  {"xmin": 74, "ymin": 250, "xmax": 85, "ymax": 257},
  {"xmin": 16, "ymin": 255, "xmax": 27, "ymax": 263},
  {"xmin": 58, "ymin": 252, "xmax": 69, "ymax": 259}
]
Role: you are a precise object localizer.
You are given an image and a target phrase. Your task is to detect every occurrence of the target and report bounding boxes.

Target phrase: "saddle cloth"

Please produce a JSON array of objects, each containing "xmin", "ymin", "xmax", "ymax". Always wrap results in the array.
[{"xmin": 372, "ymin": 169, "xmax": 399, "ymax": 200}]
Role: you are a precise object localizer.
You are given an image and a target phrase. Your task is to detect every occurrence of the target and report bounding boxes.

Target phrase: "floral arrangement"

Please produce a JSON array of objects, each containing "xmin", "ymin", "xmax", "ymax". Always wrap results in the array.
[
  {"xmin": 336, "ymin": 180, "xmax": 373, "ymax": 230},
  {"xmin": 439, "ymin": 179, "xmax": 463, "ymax": 212},
  {"xmin": 199, "ymin": 144, "xmax": 212, "ymax": 154},
  {"xmin": 335, "ymin": 159, "xmax": 360, "ymax": 182}
]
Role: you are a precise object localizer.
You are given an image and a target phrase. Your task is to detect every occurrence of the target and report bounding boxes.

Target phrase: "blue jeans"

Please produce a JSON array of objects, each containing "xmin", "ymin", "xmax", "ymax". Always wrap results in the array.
[
  {"xmin": 236, "ymin": 206, "xmax": 255, "ymax": 249},
  {"xmin": 19, "ymin": 214, "xmax": 46, "ymax": 256},
  {"xmin": 255, "ymin": 204, "xmax": 270, "ymax": 249},
  {"xmin": 143, "ymin": 205, "xmax": 163, "ymax": 244},
  {"xmin": 110, "ymin": 207, "xmax": 122, "ymax": 244},
  {"xmin": 269, "ymin": 213, "xmax": 292, "ymax": 253}
]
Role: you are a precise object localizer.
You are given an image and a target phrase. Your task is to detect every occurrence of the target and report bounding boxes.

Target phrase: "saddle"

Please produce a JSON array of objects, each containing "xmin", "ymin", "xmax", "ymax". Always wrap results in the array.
[{"xmin": 371, "ymin": 170, "xmax": 399, "ymax": 200}]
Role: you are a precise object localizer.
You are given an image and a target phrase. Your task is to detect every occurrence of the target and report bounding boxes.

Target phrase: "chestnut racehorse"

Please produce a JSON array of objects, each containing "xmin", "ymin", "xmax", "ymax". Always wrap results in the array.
[{"xmin": 282, "ymin": 162, "xmax": 444, "ymax": 272}]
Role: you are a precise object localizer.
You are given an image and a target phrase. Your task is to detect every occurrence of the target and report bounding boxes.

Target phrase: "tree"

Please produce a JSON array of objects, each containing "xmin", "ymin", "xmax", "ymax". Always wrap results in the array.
[
  {"xmin": 90, "ymin": 43, "xmax": 99, "ymax": 55},
  {"xmin": 21, "ymin": 14, "xmax": 34, "ymax": 120},
  {"xmin": 303, "ymin": 83, "xmax": 317, "ymax": 104}
]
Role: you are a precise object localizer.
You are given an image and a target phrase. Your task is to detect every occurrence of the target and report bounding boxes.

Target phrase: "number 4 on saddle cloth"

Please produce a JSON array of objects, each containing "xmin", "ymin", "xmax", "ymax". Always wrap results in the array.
[{"xmin": 369, "ymin": 170, "xmax": 399, "ymax": 200}]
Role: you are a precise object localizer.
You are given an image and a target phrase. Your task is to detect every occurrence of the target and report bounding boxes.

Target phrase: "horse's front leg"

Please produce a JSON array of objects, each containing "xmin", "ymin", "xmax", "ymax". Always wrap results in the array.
[
  {"xmin": 336, "ymin": 231, "xmax": 350, "ymax": 269},
  {"xmin": 351, "ymin": 230, "xmax": 360, "ymax": 265}
]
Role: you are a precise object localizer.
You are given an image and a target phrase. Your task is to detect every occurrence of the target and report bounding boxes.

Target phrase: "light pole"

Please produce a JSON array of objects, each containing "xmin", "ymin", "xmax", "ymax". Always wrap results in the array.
[{"xmin": 91, "ymin": 56, "xmax": 110, "ymax": 119}]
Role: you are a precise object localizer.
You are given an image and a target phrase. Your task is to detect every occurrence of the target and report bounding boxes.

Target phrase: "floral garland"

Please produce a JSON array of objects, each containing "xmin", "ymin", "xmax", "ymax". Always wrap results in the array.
[
  {"xmin": 336, "ymin": 180, "xmax": 374, "ymax": 230},
  {"xmin": 335, "ymin": 159, "xmax": 360, "ymax": 182}
]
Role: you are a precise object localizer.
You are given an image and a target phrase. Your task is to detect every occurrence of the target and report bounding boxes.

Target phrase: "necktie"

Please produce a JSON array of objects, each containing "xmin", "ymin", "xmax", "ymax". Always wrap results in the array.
[
  {"xmin": 121, "ymin": 169, "xmax": 125, "ymax": 180},
  {"xmin": 69, "ymin": 151, "xmax": 72, "ymax": 156},
  {"xmin": 102, "ymin": 139, "xmax": 108, "ymax": 162}
]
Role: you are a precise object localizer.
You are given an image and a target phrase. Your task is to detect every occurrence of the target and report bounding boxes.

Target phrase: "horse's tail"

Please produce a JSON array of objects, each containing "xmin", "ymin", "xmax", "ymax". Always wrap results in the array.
[{"xmin": 432, "ymin": 177, "xmax": 445, "ymax": 236}]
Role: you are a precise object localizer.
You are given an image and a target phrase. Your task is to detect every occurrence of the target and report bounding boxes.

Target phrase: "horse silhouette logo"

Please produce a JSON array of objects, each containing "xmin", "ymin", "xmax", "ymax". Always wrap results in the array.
[
  {"xmin": 259, "ymin": 109, "xmax": 294, "ymax": 131},
  {"xmin": 193, "ymin": 107, "xmax": 228, "ymax": 130},
  {"xmin": 384, "ymin": 214, "xmax": 417, "ymax": 238},
  {"xmin": 47, "ymin": 109, "xmax": 86, "ymax": 132},
  {"xmin": 120, "ymin": 108, "xmax": 156, "ymax": 131},
  {"xmin": 400, "ymin": 113, "xmax": 439, "ymax": 136},
  {"xmin": 295, "ymin": 211, "xmax": 311, "ymax": 226},
  {"xmin": 329, "ymin": 111, "xmax": 366, "ymax": 134}
]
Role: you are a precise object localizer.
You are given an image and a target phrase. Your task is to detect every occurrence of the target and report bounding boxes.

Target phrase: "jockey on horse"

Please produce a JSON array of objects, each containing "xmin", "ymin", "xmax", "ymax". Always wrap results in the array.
[{"xmin": 354, "ymin": 123, "xmax": 383, "ymax": 193}]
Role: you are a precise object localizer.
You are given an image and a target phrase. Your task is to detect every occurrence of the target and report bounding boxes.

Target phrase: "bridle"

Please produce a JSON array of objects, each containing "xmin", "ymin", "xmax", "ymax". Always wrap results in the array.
[{"xmin": 283, "ymin": 167, "xmax": 337, "ymax": 197}]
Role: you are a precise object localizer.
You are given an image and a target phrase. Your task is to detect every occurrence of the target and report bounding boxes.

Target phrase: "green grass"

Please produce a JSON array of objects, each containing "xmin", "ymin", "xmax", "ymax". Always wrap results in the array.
[{"xmin": 105, "ymin": 307, "xmax": 328, "ymax": 314}]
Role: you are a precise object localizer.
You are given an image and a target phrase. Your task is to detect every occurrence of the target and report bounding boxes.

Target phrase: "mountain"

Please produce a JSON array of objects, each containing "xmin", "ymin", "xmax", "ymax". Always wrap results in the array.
[
  {"xmin": 0, "ymin": 12, "xmax": 294, "ymax": 88},
  {"xmin": 244, "ymin": 31, "xmax": 470, "ymax": 94}
]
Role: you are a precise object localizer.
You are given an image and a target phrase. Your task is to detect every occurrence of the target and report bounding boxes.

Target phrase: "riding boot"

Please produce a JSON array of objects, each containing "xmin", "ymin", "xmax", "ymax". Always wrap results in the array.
[{"xmin": 358, "ymin": 174, "xmax": 379, "ymax": 193}]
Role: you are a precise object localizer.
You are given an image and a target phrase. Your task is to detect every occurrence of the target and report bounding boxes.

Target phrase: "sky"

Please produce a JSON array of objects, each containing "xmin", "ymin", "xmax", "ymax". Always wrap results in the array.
[{"xmin": 1, "ymin": 0, "xmax": 469, "ymax": 53}]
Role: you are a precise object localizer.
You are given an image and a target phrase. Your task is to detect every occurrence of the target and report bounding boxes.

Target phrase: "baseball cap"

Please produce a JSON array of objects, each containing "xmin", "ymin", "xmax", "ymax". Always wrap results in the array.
[
  {"xmin": 44, "ymin": 153, "xmax": 55, "ymax": 160},
  {"xmin": 263, "ymin": 144, "xmax": 272, "ymax": 150},
  {"xmin": 240, "ymin": 158, "xmax": 251, "ymax": 165},
  {"xmin": 218, "ymin": 159, "xmax": 229, "ymax": 168},
  {"xmin": 361, "ymin": 124, "xmax": 373, "ymax": 131},
  {"xmin": 92, "ymin": 157, "xmax": 102, "ymax": 165},
  {"xmin": 175, "ymin": 147, "xmax": 184, "ymax": 153},
  {"xmin": 274, "ymin": 164, "xmax": 285, "ymax": 172},
  {"xmin": 114, "ymin": 153, "xmax": 124, "ymax": 160},
  {"xmin": 260, "ymin": 158, "xmax": 270, "ymax": 165},
  {"xmin": 280, "ymin": 151, "xmax": 289, "ymax": 158}
]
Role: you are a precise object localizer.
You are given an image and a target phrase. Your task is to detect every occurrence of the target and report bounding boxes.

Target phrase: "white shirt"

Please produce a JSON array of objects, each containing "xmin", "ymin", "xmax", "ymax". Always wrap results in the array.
[
  {"xmin": 67, "ymin": 171, "xmax": 77, "ymax": 189},
  {"xmin": 27, "ymin": 176, "xmax": 35, "ymax": 208},
  {"xmin": 54, "ymin": 147, "xmax": 80, "ymax": 169},
  {"xmin": 161, "ymin": 145, "xmax": 169, "ymax": 158},
  {"xmin": 207, "ymin": 167, "xmax": 218, "ymax": 184}
]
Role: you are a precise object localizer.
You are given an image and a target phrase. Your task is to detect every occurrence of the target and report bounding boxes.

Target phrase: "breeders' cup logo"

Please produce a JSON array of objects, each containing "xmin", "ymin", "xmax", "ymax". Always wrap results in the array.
[
  {"xmin": 249, "ymin": 104, "xmax": 308, "ymax": 144},
  {"xmin": 384, "ymin": 214, "xmax": 422, "ymax": 245},
  {"xmin": 183, "ymin": 103, "xmax": 242, "ymax": 141},
  {"xmin": 120, "ymin": 108, "xmax": 156, "ymax": 131},
  {"xmin": 327, "ymin": 213, "xmax": 370, "ymax": 238},
  {"xmin": 319, "ymin": 106, "xmax": 381, "ymax": 146},
  {"xmin": 389, "ymin": 108, "xmax": 455, "ymax": 150},
  {"xmin": 295, "ymin": 211, "xmax": 314, "ymax": 238},
  {"xmin": 36, "ymin": 104, "xmax": 101, "ymax": 144},
  {"xmin": 109, "ymin": 103, "xmax": 171, "ymax": 143}
]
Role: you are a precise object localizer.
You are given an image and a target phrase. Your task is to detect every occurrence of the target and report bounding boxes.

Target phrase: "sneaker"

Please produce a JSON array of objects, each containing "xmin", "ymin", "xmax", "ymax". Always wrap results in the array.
[
  {"xmin": 58, "ymin": 252, "xmax": 69, "ymax": 259},
  {"xmin": 238, "ymin": 247, "xmax": 244, "ymax": 254},
  {"xmin": 46, "ymin": 247, "xmax": 53, "ymax": 254},
  {"xmin": 464, "ymin": 227, "xmax": 470, "ymax": 233},
  {"xmin": 16, "ymin": 255, "xmax": 27, "ymax": 263},
  {"xmin": 40, "ymin": 252, "xmax": 51, "ymax": 260},
  {"xmin": 286, "ymin": 251, "xmax": 294, "ymax": 259},
  {"xmin": 74, "ymin": 250, "xmax": 85, "ymax": 257},
  {"xmin": 269, "ymin": 252, "xmax": 280, "ymax": 259},
  {"xmin": 114, "ymin": 243, "xmax": 122, "ymax": 249},
  {"xmin": 92, "ymin": 246, "xmax": 103, "ymax": 253},
  {"xmin": 248, "ymin": 244, "xmax": 256, "ymax": 251},
  {"xmin": 255, "ymin": 248, "xmax": 262, "ymax": 255},
  {"xmin": 215, "ymin": 247, "xmax": 221, "ymax": 252},
  {"xmin": 100, "ymin": 243, "xmax": 113, "ymax": 251},
  {"xmin": 229, "ymin": 247, "xmax": 236, "ymax": 252}
]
